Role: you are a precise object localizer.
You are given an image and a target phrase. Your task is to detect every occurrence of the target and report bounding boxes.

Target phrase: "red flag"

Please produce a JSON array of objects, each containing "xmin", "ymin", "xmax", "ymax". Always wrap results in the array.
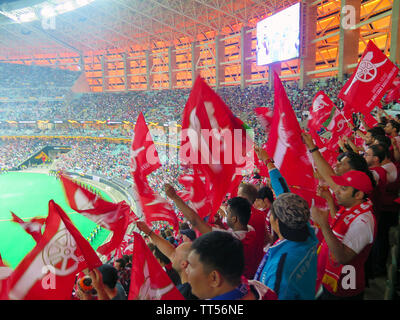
[
  {"xmin": 0, "ymin": 255, "xmax": 12, "ymax": 300},
  {"xmin": 128, "ymin": 232, "xmax": 184, "ymax": 300},
  {"xmin": 60, "ymin": 174, "xmax": 135, "ymax": 256},
  {"xmin": 7, "ymin": 200, "xmax": 102, "ymax": 300},
  {"xmin": 177, "ymin": 169, "xmax": 212, "ymax": 219},
  {"xmin": 254, "ymin": 107, "xmax": 274, "ymax": 135},
  {"xmin": 307, "ymin": 91, "xmax": 335, "ymax": 131},
  {"xmin": 384, "ymin": 76, "xmax": 400, "ymax": 104},
  {"xmin": 325, "ymin": 107, "xmax": 352, "ymax": 152},
  {"xmin": 180, "ymin": 76, "xmax": 253, "ymax": 216},
  {"xmin": 132, "ymin": 172, "xmax": 180, "ymax": 233},
  {"xmin": 308, "ymin": 129, "xmax": 338, "ymax": 168},
  {"xmin": 339, "ymin": 40, "xmax": 399, "ymax": 112},
  {"xmin": 266, "ymin": 72, "xmax": 316, "ymax": 191},
  {"xmin": 131, "ymin": 112, "xmax": 162, "ymax": 177},
  {"xmin": 11, "ymin": 212, "xmax": 45, "ymax": 243}
]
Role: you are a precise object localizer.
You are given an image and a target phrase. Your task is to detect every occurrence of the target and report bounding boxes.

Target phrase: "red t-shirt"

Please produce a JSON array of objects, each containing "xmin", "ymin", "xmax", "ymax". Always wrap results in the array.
[{"xmin": 248, "ymin": 207, "xmax": 268, "ymax": 267}]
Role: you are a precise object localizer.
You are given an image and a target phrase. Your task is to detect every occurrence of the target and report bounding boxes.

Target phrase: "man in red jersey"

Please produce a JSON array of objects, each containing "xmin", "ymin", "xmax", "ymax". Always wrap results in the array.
[{"xmin": 312, "ymin": 170, "xmax": 376, "ymax": 300}]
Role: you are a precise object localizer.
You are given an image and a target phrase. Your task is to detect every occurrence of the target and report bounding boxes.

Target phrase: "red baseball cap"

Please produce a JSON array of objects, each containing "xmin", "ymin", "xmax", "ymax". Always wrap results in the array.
[{"xmin": 331, "ymin": 170, "xmax": 373, "ymax": 194}]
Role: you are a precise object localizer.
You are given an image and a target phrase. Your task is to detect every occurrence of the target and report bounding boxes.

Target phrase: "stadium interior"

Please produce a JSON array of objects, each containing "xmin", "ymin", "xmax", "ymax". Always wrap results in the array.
[{"xmin": 0, "ymin": 0, "xmax": 400, "ymax": 302}]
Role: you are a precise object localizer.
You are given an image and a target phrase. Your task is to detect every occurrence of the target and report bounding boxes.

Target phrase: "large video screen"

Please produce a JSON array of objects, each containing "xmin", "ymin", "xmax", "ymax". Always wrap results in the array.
[{"xmin": 256, "ymin": 3, "xmax": 301, "ymax": 66}]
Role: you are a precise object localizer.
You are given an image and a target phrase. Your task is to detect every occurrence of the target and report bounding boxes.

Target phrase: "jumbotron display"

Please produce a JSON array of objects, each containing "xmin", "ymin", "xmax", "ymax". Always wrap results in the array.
[{"xmin": 256, "ymin": 2, "xmax": 300, "ymax": 66}]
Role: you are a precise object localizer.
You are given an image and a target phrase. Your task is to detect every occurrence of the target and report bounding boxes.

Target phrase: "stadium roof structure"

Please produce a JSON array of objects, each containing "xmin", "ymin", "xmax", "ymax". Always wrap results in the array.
[
  {"xmin": 0, "ymin": 0, "xmax": 297, "ymax": 57},
  {"xmin": 0, "ymin": 0, "xmax": 397, "ymax": 92}
]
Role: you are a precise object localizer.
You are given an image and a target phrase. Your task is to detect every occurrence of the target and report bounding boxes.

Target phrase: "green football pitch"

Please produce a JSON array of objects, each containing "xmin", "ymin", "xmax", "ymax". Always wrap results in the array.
[{"xmin": 0, "ymin": 172, "xmax": 110, "ymax": 269}]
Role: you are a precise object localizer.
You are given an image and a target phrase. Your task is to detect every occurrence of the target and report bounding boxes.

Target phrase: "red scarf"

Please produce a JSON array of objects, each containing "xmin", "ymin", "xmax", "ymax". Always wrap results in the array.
[{"xmin": 316, "ymin": 200, "xmax": 376, "ymax": 296}]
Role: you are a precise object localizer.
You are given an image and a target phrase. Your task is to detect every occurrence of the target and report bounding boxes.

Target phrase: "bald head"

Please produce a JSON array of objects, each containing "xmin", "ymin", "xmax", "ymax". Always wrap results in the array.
[{"xmin": 172, "ymin": 242, "xmax": 192, "ymax": 273}]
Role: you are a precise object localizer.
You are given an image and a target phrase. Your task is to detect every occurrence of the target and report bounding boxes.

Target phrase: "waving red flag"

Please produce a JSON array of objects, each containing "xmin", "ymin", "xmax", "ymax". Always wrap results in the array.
[
  {"xmin": 130, "ymin": 112, "xmax": 179, "ymax": 233},
  {"xmin": 180, "ymin": 76, "xmax": 254, "ymax": 216},
  {"xmin": 60, "ymin": 174, "xmax": 135, "ymax": 256},
  {"xmin": 384, "ymin": 76, "xmax": 400, "ymax": 104},
  {"xmin": 177, "ymin": 169, "xmax": 212, "ymax": 219},
  {"xmin": 11, "ymin": 212, "xmax": 45, "ymax": 243},
  {"xmin": 131, "ymin": 112, "xmax": 162, "ymax": 176},
  {"xmin": 0, "ymin": 255, "xmax": 12, "ymax": 300},
  {"xmin": 325, "ymin": 108, "xmax": 352, "ymax": 152},
  {"xmin": 128, "ymin": 232, "xmax": 184, "ymax": 300},
  {"xmin": 254, "ymin": 107, "xmax": 274, "ymax": 135},
  {"xmin": 308, "ymin": 129, "xmax": 338, "ymax": 168},
  {"xmin": 307, "ymin": 91, "xmax": 335, "ymax": 131},
  {"xmin": 7, "ymin": 200, "xmax": 102, "ymax": 300},
  {"xmin": 339, "ymin": 40, "xmax": 399, "ymax": 112},
  {"xmin": 132, "ymin": 172, "xmax": 180, "ymax": 233},
  {"xmin": 266, "ymin": 72, "xmax": 316, "ymax": 191}
]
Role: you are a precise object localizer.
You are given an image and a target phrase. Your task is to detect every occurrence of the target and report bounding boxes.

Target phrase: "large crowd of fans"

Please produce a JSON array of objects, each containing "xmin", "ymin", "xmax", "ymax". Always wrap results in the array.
[{"xmin": 1, "ymin": 61, "xmax": 400, "ymax": 302}]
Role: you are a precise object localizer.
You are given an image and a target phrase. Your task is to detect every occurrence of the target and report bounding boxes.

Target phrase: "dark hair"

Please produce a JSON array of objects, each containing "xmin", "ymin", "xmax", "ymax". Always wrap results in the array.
[
  {"xmin": 115, "ymin": 258, "xmax": 126, "ymax": 269},
  {"xmin": 351, "ymin": 188, "xmax": 369, "ymax": 200},
  {"xmin": 389, "ymin": 119, "xmax": 400, "ymax": 133},
  {"xmin": 238, "ymin": 183, "xmax": 258, "ymax": 204},
  {"xmin": 374, "ymin": 135, "xmax": 391, "ymax": 150},
  {"xmin": 227, "ymin": 196, "xmax": 252, "ymax": 226},
  {"xmin": 368, "ymin": 126, "xmax": 386, "ymax": 139},
  {"xmin": 379, "ymin": 117, "xmax": 388, "ymax": 126},
  {"xmin": 98, "ymin": 264, "xmax": 118, "ymax": 289},
  {"xmin": 190, "ymin": 231, "xmax": 244, "ymax": 286},
  {"xmin": 257, "ymin": 186, "xmax": 274, "ymax": 204},
  {"xmin": 369, "ymin": 144, "xmax": 386, "ymax": 163},
  {"xmin": 341, "ymin": 151, "xmax": 376, "ymax": 189}
]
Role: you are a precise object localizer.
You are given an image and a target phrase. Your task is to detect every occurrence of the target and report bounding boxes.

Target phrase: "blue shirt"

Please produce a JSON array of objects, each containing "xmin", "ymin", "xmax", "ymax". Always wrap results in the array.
[
  {"xmin": 256, "ymin": 167, "xmax": 318, "ymax": 300},
  {"xmin": 257, "ymin": 224, "xmax": 318, "ymax": 300}
]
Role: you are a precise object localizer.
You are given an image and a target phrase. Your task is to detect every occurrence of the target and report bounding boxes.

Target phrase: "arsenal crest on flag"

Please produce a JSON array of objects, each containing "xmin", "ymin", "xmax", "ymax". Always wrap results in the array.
[
  {"xmin": 339, "ymin": 40, "xmax": 399, "ymax": 112},
  {"xmin": 6, "ymin": 200, "xmax": 102, "ymax": 300},
  {"xmin": 307, "ymin": 91, "xmax": 335, "ymax": 132}
]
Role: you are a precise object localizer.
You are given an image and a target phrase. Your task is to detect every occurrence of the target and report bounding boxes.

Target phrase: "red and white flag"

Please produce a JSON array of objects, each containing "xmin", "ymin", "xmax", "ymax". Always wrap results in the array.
[
  {"xmin": 60, "ymin": 174, "xmax": 136, "ymax": 256},
  {"xmin": 339, "ymin": 40, "xmax": 399, "ymax": 113},
  {"xmin": 0, "ymin": 254, "xmax": 12, "ymax": 300},
  {"xmin": 384, "ymin": 76, "xmax": 400, "ymax": 104},
  {"xmin": 265, "ymin": 72, "xmax": 316, "ymax": 192},
  {"xmin": 130, "ymin": 110, "xmax": 180, "ymax": 232},
  {"xmin": 325, "ymin": 107, "xmax": 352, "ymax": 152},
  {"xmin": 308, "ymin": 129, "xmax": 338, "ymax": 168},
  {"xmin": 180, "ymin": 76, "xmax": 254, "ymax": 216},
  {"xmin": 11, "ymin": 212, "xmax": 45, "ymax": 243},
  {"xmin": 128, "ymin": 232, "xmax": 184, "ymax": 300},
  {"xmin": 254, "ymin": 107, "xmax": 274, "ymax": 135},
  {"xmin": 131, "ymin": 112, "xmax": 162, "ymax": 176},
  {"xmin": 132, "ymin": 172, "xmax": 180, "ymax": 233},
  {"xmin": 307, "ymin": 91, "xmax": 335, "ymax": 131},
  {"xmin": 6, "ymin": 200, "xmax": 102, "ymax": 300},
  {"xmin": 177, "ymin": 169, "xmax": 212, "ymax": 219}
]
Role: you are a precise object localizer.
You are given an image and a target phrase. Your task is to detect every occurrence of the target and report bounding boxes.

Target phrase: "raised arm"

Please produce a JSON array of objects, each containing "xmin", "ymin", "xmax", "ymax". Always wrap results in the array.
[
  {"xmin": 136, "ymin": 220, "xmax": 176, "ymax": 260},
  {"xmin": 301, "ymin": 132, "xmax": 337, "ymax": 190},
  {"xmin": 164, "ymin": 183, "xmax": 212, "ymax": 235},
  {"xmin": 254, "ymin": 146, "xmax": 290, "ymax": 196}
]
